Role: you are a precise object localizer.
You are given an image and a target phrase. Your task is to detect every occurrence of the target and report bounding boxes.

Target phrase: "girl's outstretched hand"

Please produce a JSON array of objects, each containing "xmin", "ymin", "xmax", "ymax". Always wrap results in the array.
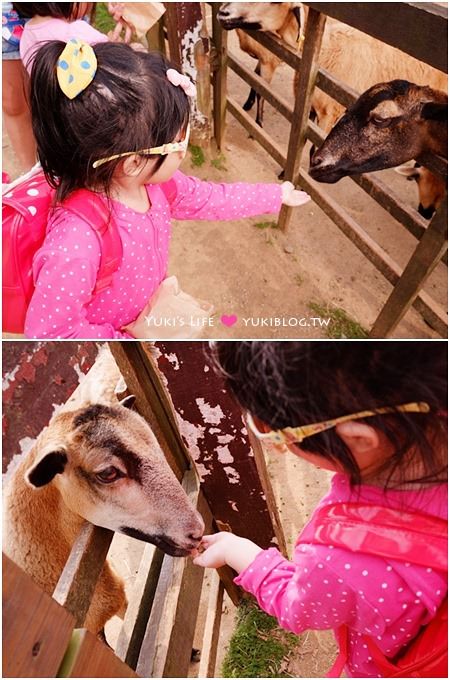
[
  {"xmin": 281, "ymin": 181, "xmax": 311, "ymax": 207},
  {"xmin": 192, "ymin": 532, "xmax": 263, "ymax": 573}
]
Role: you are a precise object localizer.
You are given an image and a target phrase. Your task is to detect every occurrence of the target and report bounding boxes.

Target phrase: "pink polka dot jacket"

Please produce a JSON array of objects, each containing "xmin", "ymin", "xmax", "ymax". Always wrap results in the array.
[
  {"xmin": 235, "ymin": 474, "xmax": 447, "ymax": 677},
  {"xmin": 25, "ymin": 172, "xmax": 282, "ymax": 338}
]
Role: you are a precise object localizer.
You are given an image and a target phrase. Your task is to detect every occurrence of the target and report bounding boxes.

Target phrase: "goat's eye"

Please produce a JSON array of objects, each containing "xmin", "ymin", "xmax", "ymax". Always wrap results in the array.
[
  {"xmin": 96, "ymin": 467, "xmax": 123, "ymax": 484},
  {"xmin": 371, "ymin": 115, "xmax": 391, "ymax": 128}
]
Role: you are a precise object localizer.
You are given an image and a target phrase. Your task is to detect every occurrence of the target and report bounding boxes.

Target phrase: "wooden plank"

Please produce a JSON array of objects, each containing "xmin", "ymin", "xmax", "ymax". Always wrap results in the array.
[
  {"xmin": 211, "ymin": 3, "xmax": 228, "ymax": 150},
  {"xmin": 298, "ymin": 168, "xmax": 447, "ymax": 335},
  {"xmin": 242, "ymin": 26, "xmax": 302, "ymax": 71},
  {"xmin": 136, "ymin": 470, "xmax": 204, "ymax": 678},
  {"xmin": 304, "ymin": 2, "xmax": 448, "ymax": 73},
  {"xmin": 247, "ymin": 430, "xmax": 287, "ymax": 556},
  {"xmin": 227, "ymin": 96, "xmax": 286, "ymax": 167},
  {"xmin": 279, "ymin": 8, "xmax": 326, "ymax": 230},
  {"xmin": 197, "ymin": 571, "xmax": 225, "ymax": 678},
  {"xmin": 369, "ymin": 196, "xmax": 448, "ymax": 337},
  {"xmin": 196, "ymin": 487, "xmax": 242, "ymax": 607},
  {"xmin": 109, "ymin": 342, "xmax": 190, "ymax": 480},
  {"xmin": 227, "ymin": 52, "xmax": 294, "ymax": 122},
  {"xmin": 163, "ymin": 2, "xmax": 182, "ymax": 70},
  {"xmin": 59, "ymin": 629, "xmax": 137, "ymax": 678},
  {"xmin": 115, "ymin": 544, "xmax": 164, "ymax": 670},
  {"xmin": 155, "ymin": 342, "xmax": 286, "ymax": 552},
  {"xmin": 53, "ymin": 523, "xmax": 114, "ymax": 627},
  {"xmin": 3, "ymin": 554, "xmax": 75, "ymax": 678}
]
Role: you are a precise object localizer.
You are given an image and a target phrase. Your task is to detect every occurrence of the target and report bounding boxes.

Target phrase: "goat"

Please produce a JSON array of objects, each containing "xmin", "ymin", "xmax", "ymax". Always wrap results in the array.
[
  {"xmin": 3, "ymin": 397, "xmax": 205, "ymax": 635},
  {"xmin": 394, "ymin": 163, "xmax": 447, "ymax": 219},
  {"xmin": 217, "ymin": 2, "xmax": 302, "ymax": 126},
  {"xmin": 309, "ymin": 81, "xmax": 447, "ymax": 191},
  {"xmin": 218, "ymin": 3, "xmax": 447, "ymax": 214}
]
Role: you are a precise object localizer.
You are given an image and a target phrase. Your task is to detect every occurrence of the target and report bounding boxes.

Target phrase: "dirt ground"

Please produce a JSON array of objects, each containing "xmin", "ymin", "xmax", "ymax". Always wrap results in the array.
[{"xmin": 2, "ymin": 32, "xmax": 446, "ymax": 340}]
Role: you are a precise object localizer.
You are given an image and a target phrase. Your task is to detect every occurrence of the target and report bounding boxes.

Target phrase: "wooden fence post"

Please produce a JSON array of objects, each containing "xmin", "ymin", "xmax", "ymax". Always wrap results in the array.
[
  {"xmin": 211, "ymin": 3, "xmax": 228, "ymax": 150},
  {"xmin": 278, "ymin": 8, "xmax": 326, "ymax": 231},
  {"xmin": 369, "ymin": 195, "xmax": 448, "ymax": 337},
  {"xmin": 164, "ymin": 2, "xmax": 211, "ymax": 148}
]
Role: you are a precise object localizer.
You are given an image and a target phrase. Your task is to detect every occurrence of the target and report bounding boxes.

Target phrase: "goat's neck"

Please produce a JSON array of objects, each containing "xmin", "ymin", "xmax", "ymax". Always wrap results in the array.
[
  {"xmin": 423, "ymin": 120, "xmax": 448, "ymax": 158},
  {"xmin": 278, "ymin": 11, "xmax": 302, "ymax": 48}
]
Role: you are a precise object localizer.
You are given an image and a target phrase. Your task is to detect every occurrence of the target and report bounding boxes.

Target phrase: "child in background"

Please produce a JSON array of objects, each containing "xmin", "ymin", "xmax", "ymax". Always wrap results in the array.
[
  {"xmin": 25, "ymin": 41, "xmax": 309, "ymax": 339},
  {"xmin": 13, "ymin": 3, "xmax": 108, "ymax": 71},
  {"xmin": 195, "ymin": 341, "xmax": 447, "ymax": 678},
  {"xmin": 2, "ymin": 3, "xmax": 36, "ymax": 170}
]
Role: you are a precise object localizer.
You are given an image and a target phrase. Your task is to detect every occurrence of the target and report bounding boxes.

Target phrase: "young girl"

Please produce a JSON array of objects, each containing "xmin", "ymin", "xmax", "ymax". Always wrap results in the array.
[
  {"xmin": 195, "ymin": 341, "xmax": 447, "ymax": 678},
  {"xmin": 24, "ymin": 41, "xmax": 309, "ymax": 339}
]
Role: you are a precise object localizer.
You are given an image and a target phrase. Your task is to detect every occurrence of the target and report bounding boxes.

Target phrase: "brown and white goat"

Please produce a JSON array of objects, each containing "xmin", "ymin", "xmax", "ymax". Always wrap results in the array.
[
  {"xmin": 309, "ymin": 81, "xmax": 447, "ymax": 193},
  {"xmin": 217, "ymin": 2, "xmax": 302, "ymax": 126},
  {"xmin": 3, "ymin": 398, "xmax": 205, "ymax": 634}
]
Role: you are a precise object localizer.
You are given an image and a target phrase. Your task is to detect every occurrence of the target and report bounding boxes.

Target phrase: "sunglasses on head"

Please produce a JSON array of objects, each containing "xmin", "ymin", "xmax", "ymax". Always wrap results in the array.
[{"xmin": 246, "ymin": 402, "xmax": 430, "ymax": 445}]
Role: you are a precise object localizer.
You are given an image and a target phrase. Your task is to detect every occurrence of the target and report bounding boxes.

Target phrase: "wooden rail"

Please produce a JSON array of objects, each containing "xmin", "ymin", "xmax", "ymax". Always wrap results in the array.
[{"xmin": 212, "ymin": 2, "xmax": 448, "ymax": 338}]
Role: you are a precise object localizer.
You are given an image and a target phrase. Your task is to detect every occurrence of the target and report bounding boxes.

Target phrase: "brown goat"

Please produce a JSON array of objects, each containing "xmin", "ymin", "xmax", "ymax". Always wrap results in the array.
[
  {"xmin": 309, "ymin": 81, "xmax": 447, "ymax": 188},
  {"xmin": 3, "ymin": 398, "xmax": 205, "ymax": 634},
  {"xmin": 395, "ymin": 163, "xmax": 447, "ymax": 219}
]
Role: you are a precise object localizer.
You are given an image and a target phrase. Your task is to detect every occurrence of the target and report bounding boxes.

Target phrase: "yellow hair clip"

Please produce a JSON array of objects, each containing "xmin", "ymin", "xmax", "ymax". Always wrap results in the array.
[{"xmin": 57, "ymin": 38, "xmax": 97, "ymax": 100}]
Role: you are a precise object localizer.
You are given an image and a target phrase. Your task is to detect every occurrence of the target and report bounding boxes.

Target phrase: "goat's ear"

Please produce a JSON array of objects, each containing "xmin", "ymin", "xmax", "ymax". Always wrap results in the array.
[
  {"xmin": 119, "ymin": 395, "xmax": 136, "ymax": 409},
  {"xmin": 395, "ymin": 164, "xmax": 420, "ymax": 180},
  {"xmin": 421, "ymin": 102, "xmax": 448, "ymax": 123},
  {"xmin": 25, "ymin": 450, "xmax": 67, "ymax": 488}
]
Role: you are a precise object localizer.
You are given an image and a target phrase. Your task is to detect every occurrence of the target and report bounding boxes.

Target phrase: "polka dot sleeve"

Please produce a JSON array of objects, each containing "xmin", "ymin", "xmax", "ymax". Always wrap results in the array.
[
  {"xmin": 235, "ymin": 546, "xmax": 383, "ymax": 636},
  {"xmin": 24, "ymin": 215, "xmax": 130, "ymax": 339},
  {"xmin": 168, "ymin": 171, "xmax": 283, "ymax": 221}
]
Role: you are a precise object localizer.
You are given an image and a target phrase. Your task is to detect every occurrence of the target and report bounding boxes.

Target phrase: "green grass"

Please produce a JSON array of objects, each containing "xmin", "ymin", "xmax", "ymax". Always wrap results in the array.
[
  {"xmin": 92, "ymin": 3, "xmax": 115, "ymax": 34},
  {"xmin": 189, "ymin": 145, "xmax": 206, "ymax": 167},
  {"xmin": 221, "ymin": 599, "xmax": 298, "ymax": 678},
  {"xmin": 254, "ymin": 220, "xmax": 278, "ymax": 230},
  {"xmin": 309, "ymin": 302, "xmax": 368, "ymax": 339},
  {"xmin": 211, "ymin": 153, "xmax": 228, "ymax": 171}
]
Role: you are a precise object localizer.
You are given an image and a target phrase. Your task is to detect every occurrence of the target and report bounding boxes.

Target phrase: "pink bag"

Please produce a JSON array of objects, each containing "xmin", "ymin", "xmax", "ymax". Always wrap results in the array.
[
  {"xmin": 2, "ymin": 170, "xmax": 178, "ymax": 334},
  {"xmin": 2, "ymin": 169, "xmax": 122, "ymax": 334},
  {"xmin": 298, "ymin": 502, "xmax": 448, "ymax": 678}
]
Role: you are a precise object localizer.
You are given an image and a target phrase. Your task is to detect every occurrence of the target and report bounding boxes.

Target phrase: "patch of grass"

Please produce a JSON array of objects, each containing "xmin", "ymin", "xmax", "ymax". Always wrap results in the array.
[
  {"xmin": 309, "ymin": 302, "xmax": 368, "ymax": 339},
  {"xmin": 93, "ymin": 3, "xmax": 115, "ymax": 34},
  {"xmin": 189, "ymin": 145, "xmax": 206, "ymax": 167},
  {"xmin": 221, "ymin": 599, "xmax": 298, "ymax": 678},
  {"xmin": 211, "ymin": 153, "xmax": 228, "ymax": 171},
  {"xmin": 294, "ymin": 273, "xmax": 304, "ymax": 287},
  {"xmin": 254, "ymin": 221, "xmax": 278, "ymax": 230}
]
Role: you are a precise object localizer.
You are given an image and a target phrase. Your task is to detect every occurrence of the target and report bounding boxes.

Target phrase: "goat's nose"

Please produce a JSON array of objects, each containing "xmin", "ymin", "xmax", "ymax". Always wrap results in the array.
[
  {"xmin": 188, "ymin": 531, "xmax": 203, "ymax": 542},
  {"xmin": 310, "ymin": 152, "xmax": 326, "ymax": 169}
]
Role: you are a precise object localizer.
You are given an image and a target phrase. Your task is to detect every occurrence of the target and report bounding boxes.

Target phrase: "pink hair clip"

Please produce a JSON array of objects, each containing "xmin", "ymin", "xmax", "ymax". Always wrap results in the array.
[{"xmin": 166, "ymin": 68, "xmax": 196, "ymax": 98}]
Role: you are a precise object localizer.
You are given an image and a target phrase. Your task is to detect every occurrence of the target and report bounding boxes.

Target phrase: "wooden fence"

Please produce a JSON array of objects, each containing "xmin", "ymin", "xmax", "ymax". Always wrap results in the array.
[
  {"xmin": 3, "ymin": 341, "xmax": 285, "ymax": 678},
  {"xmin": 211, "ymin": 2, "xmax": 448, "ymax": 338}
]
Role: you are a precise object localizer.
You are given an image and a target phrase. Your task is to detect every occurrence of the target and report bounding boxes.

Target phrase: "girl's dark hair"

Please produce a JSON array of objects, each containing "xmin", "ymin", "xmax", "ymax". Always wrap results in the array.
[
  {"xmin": 211, "ymin": 341, "xmax": 447, "ymax": 488},
  {"xmin": 12, "ymin": 3, "xmax": 76, "ymax": 19},
  {"xmin": 30, "ymin": 41, "xmax": 191, "ymax": 202}
]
